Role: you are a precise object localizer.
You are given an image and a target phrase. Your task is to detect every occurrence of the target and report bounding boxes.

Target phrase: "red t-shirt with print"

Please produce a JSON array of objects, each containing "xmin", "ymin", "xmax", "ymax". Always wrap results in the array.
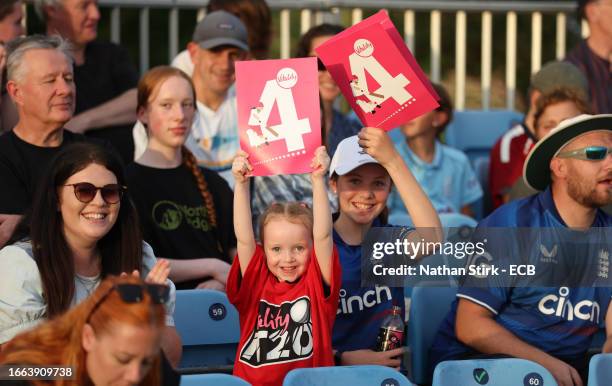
[{"xmin": 227, "ymin": 244, "xmax": 341, "ymax": 386}]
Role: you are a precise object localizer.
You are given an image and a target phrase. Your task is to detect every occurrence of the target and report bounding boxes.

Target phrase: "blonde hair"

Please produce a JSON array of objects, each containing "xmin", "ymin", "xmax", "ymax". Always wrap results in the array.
[{"xmin": 258, "ymin": 202, "xmax": 313, "ymax": 245}]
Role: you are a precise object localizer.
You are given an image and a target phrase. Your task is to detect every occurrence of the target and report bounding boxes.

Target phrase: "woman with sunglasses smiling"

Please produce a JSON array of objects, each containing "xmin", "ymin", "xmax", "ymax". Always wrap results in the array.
[
  {"xmin": 0, "ymin": 275, "xmax": 167, "ymax": 386},
  {"xmin": 0, "ymin": 141, "xmax": 182, "ymax": 375}
]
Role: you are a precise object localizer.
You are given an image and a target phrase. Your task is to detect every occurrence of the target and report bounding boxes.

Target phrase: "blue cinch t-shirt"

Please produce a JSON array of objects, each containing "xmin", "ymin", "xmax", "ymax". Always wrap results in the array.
[
  {"xmin": 429, "ymin": 187, "xmax": 612, "ymax": 369},
  {"xmin": 332, "ymin": 219, "xmax": 406, "ymax": 352}
]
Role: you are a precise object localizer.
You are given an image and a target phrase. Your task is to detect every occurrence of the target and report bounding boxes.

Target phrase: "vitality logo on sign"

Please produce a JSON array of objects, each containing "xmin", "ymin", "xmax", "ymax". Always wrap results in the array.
[{"xmin": 239, "ymin": 296, "xmax": 313, "ymax": 367}]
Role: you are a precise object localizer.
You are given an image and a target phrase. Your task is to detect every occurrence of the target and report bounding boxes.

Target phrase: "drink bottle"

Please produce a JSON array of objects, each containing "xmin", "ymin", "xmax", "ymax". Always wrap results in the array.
[{"xmin": 375, "ymin": 305, "xmax": 404, "ymax": 351}]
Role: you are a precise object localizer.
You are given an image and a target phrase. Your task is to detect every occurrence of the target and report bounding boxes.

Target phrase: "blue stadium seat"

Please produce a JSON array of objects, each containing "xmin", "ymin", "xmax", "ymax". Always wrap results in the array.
[
  {"xmin": 432, "ymin": 358, "xmax": 557, "ymax": 386},
  {"xmin": 180, "ymin": 373, "xmax": 251, "ymax": 386},
  {"xmin": 283, "ymin": 365, "xmax": 415, "ymax": 386},
  {"xmin": 444, "ymin": 109, "xmax": 524, "ymax": 164},
  {"xmin": 407, "ymin": 287, "xmax": 457, "ymax": 384},
  {"xmin": 175, "ymin": 289, "xmax": 240, "ymax": 371},
  {"xmin": 439, "ymin": 213, "xmax": 478, "ymax": 229},
  {"xmin": 588, "ymin": 354, "xmax": 612, "ymax": 386}
]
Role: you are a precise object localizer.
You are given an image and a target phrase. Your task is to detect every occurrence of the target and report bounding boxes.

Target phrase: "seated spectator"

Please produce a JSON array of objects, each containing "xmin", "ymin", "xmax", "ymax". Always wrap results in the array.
[
  {"xmin": 566, "ymin": 0, "xmax": 611, "ymax": 114},
  {"xmin": 0, "ymin": 0, "xmax": 23, "ymax": 127},
  {"xmin": 489, "ymin": 61, "xmax": 589, "ymax": 209},
  {"xmin": 388, "ymin": 83, "xmax": 482, "ymax": 218},
  {"xmin": 508, "ymin": 87, "xmax": 592, "ymax": 201},
  {"xmin": 29, "ymin": 0, "xmax": 140, "ymax": 164},
  {"xmin": 127, "ymin": 66, "xmax": 235, "ymax": 290},
  {"xmin": 295, "ymin": 23, "xmax": 361, "ymax": 157},
  {"xmin": 172, "ymin": 0, "xmax": 272, "ymax": 74},
  {"xmin": 135, "ymin": 11, "xmax": 249, "ymax": 187},
  {"xmin": 430, "ymin": 115, "xmax": 612, "ymax": 386},
  {"xmin": 0, "ymin": 276, "xmax": 166, "ymax": 386},
  {"xmin": 330, "ymin": 132, "xmax": 442, "ymax": 367},
  {"xmin": 0, "ymin": 35, "xmax": 91, "ymax": 248},
  {"xmin": 0, "ymin": 141, "xmax": 181, "ymax": 378}
]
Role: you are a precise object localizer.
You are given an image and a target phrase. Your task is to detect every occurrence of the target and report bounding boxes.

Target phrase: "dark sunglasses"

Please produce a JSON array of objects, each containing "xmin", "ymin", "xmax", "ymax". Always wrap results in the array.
[
  {"xmin": 114, "ymin": 283, "xmax": 170, "ymax": 304},
  {"xmin": 64, "ymin": 182, "xmax": 126, "ymax": 204},
  {"xmin": 557, "ymin": 146, "xmax": 612, "ymax": 161},
  {"xmin": 88, "ymin": 283, "xmax": 170, "ymax": 321}
]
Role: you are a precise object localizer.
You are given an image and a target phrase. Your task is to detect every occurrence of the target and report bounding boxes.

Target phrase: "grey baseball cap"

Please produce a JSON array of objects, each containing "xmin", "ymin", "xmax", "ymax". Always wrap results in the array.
[
  {"xmin": 530, "ymin": 61, "xmax": 589, "ymax": 97},
  {"xmin": 192, "ymin": 10, "xmax": 249, "ymax": 51}
]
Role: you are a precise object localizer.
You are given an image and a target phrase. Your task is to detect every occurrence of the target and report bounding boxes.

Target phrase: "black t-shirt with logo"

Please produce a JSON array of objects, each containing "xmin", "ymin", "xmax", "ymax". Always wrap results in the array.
[
  {"xmin": 0, "ymin": 130, "xmax": 88, "ymax": 214},
  {"xmin": 125, "ymin": 163, "xmax": 236, "ymax": 289}
]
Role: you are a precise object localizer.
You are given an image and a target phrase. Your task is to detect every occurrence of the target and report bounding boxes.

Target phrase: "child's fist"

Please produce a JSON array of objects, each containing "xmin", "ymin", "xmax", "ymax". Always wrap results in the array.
[
  {"xmin": 357, "ymin": 127, "xmax": 398, "ymax": 166},
  {"xmin": 232, "ymin": 150, "xmax": 253, "ymax": 183},
  {"xmin": 310, "ymin": 146, "xmax": 330, "ymax": 178}
]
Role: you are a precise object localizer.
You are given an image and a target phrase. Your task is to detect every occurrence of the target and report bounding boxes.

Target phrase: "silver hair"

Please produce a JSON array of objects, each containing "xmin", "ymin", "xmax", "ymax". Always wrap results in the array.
[
  {"xmin": 32, "ymin": 0, "xmax": 63, "ymax": 22},
  {"xmin": 6, "ymin": 34, "xmax": 73, "ymax": 83}
]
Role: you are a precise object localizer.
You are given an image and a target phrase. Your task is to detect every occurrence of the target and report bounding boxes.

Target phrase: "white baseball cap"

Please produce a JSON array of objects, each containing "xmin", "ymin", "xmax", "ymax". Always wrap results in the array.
[{"xmin": 329, "ymin": 135, "xmax": 380, "ymax": 177}]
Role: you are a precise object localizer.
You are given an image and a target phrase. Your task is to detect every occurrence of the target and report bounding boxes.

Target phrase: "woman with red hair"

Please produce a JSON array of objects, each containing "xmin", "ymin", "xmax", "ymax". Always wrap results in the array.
[{"xmin": 0, "ymin": 275, "xmax": 167, "ymax": 386}]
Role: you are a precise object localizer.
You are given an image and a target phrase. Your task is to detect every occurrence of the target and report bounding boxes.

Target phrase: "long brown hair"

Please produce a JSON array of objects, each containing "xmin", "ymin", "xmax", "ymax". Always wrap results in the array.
[
  {"xmin": 9, "ymin": 142, "xmax": 143, "ymax": 317},
  {"xmin": 137, "ymin": 66, "xmax": 217, "ymax": 229},
  {"xmin": 0, "ymin": 276, "xmax": 164, "ymax": 386}
]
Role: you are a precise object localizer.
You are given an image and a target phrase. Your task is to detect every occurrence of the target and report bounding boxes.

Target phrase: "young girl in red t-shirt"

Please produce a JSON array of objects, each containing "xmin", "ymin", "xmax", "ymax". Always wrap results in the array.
[{"xmin": 227, "ymin": 146, "xmax": 341, "ymax": 386}]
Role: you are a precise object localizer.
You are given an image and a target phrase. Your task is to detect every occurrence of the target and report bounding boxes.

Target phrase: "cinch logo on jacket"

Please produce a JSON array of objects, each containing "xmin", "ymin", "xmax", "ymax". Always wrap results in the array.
[
  {"xmin": 537, "ymin": 287, "xmax": 601, "ymax": 323},
  {"xmin": 337, "ymin": 285, "xmax": 392, "ymax": 315},
  {"xmin": 240, "ymin": 296, "xmax": 313, "ymax": 367}
]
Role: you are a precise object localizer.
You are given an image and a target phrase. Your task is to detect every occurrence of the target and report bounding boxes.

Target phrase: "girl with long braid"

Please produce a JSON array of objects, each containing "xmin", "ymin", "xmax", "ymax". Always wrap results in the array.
[{"xmin": 127, "ymin": 66, "xmax": 236, "ymax": 290}]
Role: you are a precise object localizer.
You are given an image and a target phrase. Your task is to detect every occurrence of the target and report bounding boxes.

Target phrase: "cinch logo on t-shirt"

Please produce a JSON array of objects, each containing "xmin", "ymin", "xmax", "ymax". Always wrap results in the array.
[
  {"xmin": 337, "ymin": 285, "xmax": 392, "ymax": 315},
  {"xmin": 537, "ymin": 287, "xmax": 601, "ymax": 323},
  {"xmin": 239, "ymin": 296, "xmax": 313, "ymax": 367}
]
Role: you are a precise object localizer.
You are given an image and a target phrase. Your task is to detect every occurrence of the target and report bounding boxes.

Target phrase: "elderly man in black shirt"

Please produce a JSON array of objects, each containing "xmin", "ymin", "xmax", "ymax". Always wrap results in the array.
[{"xmin": 0, "ymin": 35, "xmax": 85, "ymax": 247}]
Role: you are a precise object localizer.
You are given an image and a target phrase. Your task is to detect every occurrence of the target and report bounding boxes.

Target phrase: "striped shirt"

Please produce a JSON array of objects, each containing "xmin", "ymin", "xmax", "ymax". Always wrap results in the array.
[{"xmin": 566, "ymin": 39, "xmax": 612, "ymax": 114}]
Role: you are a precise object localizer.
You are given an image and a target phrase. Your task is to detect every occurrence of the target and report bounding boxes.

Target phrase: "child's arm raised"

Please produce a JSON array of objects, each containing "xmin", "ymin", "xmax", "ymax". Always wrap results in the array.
[
  {"xmin": 357, "ymin": 127, "xmax": 443, "ymax": 243},
  {"xmin": 232, "ymin": 150, "xmax": 256, "ymax": 275},
  {"xmin": 310, "ymin": 146, "xmax": 334, "ymax": 286}
]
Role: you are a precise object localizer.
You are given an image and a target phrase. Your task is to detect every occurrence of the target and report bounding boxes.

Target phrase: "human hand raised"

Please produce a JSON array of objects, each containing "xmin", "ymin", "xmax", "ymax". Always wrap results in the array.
[
  {"xmin": 310, "ymin": 146, "xmax": 330, "ymax": 180},
  {"xmin": 232, "ymin": 150, "xmax": 252, "ymax": 184},
  {"xmin": 357, "ymin": 127, "xmax": 400, "ymax": 167}
]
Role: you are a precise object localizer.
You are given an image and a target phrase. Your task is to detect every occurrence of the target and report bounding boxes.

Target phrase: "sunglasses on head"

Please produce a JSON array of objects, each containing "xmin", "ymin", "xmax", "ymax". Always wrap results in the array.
[
  {"xmin": 64, "ymin": 182, "xmax": 126, "ymax": 204},
  {"xmin": 88, "ymin": 283, "xmax": 170, "ymax": 321},
  {"xmin": 556, "ymin": 146, "xmax": 612, "ymax": 161}
]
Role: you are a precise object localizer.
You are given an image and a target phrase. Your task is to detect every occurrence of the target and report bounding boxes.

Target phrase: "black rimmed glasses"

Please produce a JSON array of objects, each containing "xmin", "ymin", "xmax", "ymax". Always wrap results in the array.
[
  {"xmin": 557, "ymin": 146, "xmax": 612, "ymax": 161},
  {"xmin": 64, "ymin": 182, "xmax": 126, "ymax": 204}
]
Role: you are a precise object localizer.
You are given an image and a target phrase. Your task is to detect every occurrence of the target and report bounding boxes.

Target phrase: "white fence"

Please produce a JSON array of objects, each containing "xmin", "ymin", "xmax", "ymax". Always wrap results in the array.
[{"xmin": 97, "ymin": 0, "xmax": 588, "ymax": 111}]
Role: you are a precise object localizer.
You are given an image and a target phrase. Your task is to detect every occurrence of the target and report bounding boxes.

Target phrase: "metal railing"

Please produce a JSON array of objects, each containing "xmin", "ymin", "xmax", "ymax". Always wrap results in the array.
[{"xmin": 97, "ymin": 0, "xmax": 588, "ymax": 111}]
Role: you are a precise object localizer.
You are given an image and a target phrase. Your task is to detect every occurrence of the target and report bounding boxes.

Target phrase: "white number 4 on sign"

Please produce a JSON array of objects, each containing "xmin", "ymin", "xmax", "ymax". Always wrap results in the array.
[
  {"xmin": 348, "ymin": 38, "xmax": 412, "ymax": 114},
  {"xmin": 247, "ymin": 67, "xmax": 311, "ymax": 152}
]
